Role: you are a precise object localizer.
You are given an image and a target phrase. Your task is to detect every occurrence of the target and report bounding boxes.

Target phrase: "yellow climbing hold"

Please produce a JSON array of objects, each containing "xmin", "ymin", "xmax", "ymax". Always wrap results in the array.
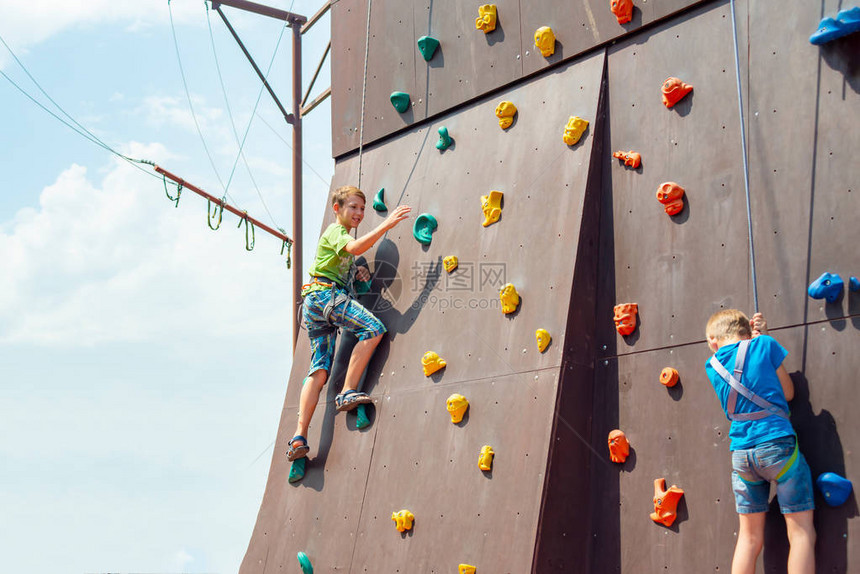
[
  {"xmin": 499, "ymin": 283, "xmax": 520, "ymax": 314},
  {"xmin": 475, "ymin": 5, "xmax": 497, "ymax": 33},
  {"xmin": 459, "ymin": 565, "xmax": 477, "ymax": 574},
  {"xmin": 446, "ymin": 393, "xmax": 469, "ymax": 423},
  {"xmin": 480, "ymin": 190, "xmax": 503, "ymax": 227},
  {"xmin": 494, "ymin": 101, "xmax": 517, "ymax": 129},
  {"xmin": 478, "ymin": 445, "xmax": 494, "ymax": 471},
  {"xmin": 422, "ymin": 351, "xmax": 447, "ymax": 376},
  {"xmin": 534, "ymin": 26, "xmax": 556, "ymax": 57},
  {"xmin": 391, "ymin": 509, "xmax": 415, "ymax": 532},
  {"xmin": 443, "ymin": 255, "xmax": 459, "ymax": 273},
  {"xmin": 563, "ymin": 116, "xmax": 589, "ymax": 146},
  {"xmin": 536, "ymin": 329, "xmax": 551, "ymax": 352}
]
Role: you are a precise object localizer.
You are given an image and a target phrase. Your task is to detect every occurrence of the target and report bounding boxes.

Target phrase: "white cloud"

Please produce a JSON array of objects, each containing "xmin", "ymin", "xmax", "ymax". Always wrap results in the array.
[
  {"xmin": 0, "ymin": 1, "xmax": 200, "ymax": 68},
  {"xmin": 0, "ymin": 145, "xmax": 293, "ymax": 346}
]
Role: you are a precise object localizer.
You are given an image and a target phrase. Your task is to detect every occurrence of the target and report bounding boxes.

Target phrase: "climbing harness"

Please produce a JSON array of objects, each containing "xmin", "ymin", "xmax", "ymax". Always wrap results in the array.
[
  {"xmin": 729, "ymin": 0, "xmax": 759, "ymax": 312},
  {"xmin": 300, "ymin": 277, "xmax": 353, "ymax": 338},
  {"xmin": 356, "ymin": 0, "xmax": 373, "ymax": 189},
  {"xmin": 709, "ymin": 340, "xmax": 789, "ymax": 422}
]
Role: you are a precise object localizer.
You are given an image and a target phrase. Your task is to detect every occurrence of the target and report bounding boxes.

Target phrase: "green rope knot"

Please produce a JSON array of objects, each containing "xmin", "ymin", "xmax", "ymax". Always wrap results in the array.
[
  {"xmin": 162, "ymin": 175, "xmax": 182, "ymax": 208},
  {"xmin": 238, "ymin": 212, "xmax": 255, "ymax": 251},
  {"xmin": 207, "ymin": 197, "xmax": 225, "ymax": 230},
  {"xmin": 279, "ymin": 228, "xmax": 292, "ymax": 269}
]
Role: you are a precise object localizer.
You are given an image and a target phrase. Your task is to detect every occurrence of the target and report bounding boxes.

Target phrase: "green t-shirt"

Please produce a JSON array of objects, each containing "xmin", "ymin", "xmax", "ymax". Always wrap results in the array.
[{"xmin": 303, "ymin": 223, "xmax": 354, "ymax": 295}]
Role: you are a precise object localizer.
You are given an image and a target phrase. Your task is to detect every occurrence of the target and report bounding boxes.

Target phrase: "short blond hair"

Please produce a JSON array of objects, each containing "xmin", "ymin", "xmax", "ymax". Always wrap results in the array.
[
  {"xmin": 331, "ymin": 185, "xmax": 365, "ymax": 207},
  {"xmin": 706, "ymin": 309, "xmax": 752, "ymax": 341}
]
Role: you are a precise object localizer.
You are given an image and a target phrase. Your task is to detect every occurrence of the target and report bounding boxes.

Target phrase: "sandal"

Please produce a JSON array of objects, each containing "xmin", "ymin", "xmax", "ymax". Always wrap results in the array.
[
  {"xmin": 335, "ymin": 389, "xmax": 373, "ymax": 412},
  {"xmin": 287, "ymin": 435, "xmax": 310, "ymax": 461}
]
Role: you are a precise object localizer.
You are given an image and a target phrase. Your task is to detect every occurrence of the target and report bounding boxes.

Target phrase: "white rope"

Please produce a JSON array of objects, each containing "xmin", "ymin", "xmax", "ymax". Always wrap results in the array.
[
  {"xmin": 357, "ymin": 0, "xmax": 373, "ymax": 190},
  {"xmin": 730, "ymin": 0, "xmax": 759, "ymax": 312}
]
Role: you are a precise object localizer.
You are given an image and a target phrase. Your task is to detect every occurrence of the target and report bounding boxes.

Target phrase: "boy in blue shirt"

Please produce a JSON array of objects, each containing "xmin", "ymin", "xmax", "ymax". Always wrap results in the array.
[
  {"xmin": 287, "ymin": 185, "xmax": 411, "ymax": 461},
  {"xmin": 705, "ymin": 309, "xmax": 816, "ymax": 574}
]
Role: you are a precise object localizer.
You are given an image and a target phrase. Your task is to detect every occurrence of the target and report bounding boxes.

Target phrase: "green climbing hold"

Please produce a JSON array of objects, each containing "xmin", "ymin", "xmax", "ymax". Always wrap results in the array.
[
  {"xmin": 356, "ymin": 404, "xmax": 371, "ymax": 429},
  {"xmin": 289, "ymin": 457, "xmax": 306, "ymax": 483},
  {"xmin": 373, "ymin": 188, "xmax": 387, "ymax": 212},
  {"xmin": 390, "ymin": 91, "xmax": 411, "ymax": 113},
  {"xmin": 436, "ymin": 126, "xmax": 453, "ymax": 151},
  {"xmin": 297, "ymin": 551, "xmax": 314, "ymax": 574},
  {"xmin": 417, "ymin": 35, "xmax": 440, "ymax": 61},
  {"xmin": 413, "ymin": 213, "xmax": 438, "ymax": 245}
]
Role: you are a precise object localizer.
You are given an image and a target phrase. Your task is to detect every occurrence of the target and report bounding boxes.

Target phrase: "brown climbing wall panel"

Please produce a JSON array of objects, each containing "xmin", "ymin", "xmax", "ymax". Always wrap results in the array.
[
  {"xmin": 241, "ymin": 50, "xmax": 606, "ymax": 573},
  {"xmin": 245, "ymin": 0, "xmax": 860, "ymax": 571},
  {"xmin": 331, "ymin": 0, "xmax": 711, "ymax": 157},
  {"xmin": 591, "ymin": 0, "xmax": 860, "ymax": 572}
]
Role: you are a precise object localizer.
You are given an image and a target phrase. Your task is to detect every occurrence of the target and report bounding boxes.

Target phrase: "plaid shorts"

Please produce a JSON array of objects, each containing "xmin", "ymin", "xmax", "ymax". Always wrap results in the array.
[{"xmin": 303, "ymin": 286, "xmax": 387, "ymax": 377}]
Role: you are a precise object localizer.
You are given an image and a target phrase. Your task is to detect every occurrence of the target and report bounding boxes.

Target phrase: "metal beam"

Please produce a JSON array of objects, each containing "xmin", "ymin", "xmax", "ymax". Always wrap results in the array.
[
  {"xmin": 301, "ymin": 86, "xmax": 331, "ymax": 117},
  {"xmin": 301, "ymin": 0, "xmax": 331, "ymax": 34},
  {"xmin": 301, "ymin": 40, "xmax": 330, "ymax": 108},
  {"xmin": 211, "ymin": 0, "xmax": 306, "ymax": 24}
]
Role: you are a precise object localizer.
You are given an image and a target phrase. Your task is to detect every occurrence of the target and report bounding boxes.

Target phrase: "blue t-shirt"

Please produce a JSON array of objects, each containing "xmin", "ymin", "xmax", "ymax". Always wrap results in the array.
[{"xmin": 704, "ymin": 335, "xmax": 794, "ymax": 450}]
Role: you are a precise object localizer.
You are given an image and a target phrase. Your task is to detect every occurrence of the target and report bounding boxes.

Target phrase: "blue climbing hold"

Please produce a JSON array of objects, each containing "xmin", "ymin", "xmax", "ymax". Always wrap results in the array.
[
  {"xmin": 373, "ymin": 188, "xmax": 387, "ymax": 212},
  {"xmin": 850, "ymin": 277, "xmax": 860, "ymax": 292},
  {"xmin": 390, "ymin": 91, "xmax": 411, "ymax": 113},
  {"xmin": 436, "ymin": 126, "xmax": 453, "ymax": 151},
  {"xmin": 810, "ymin": 7, "xmax": 860, "ymax": 45},
  {"xmin": 808, "ymin": 272, "xmax": 844, "ymax": 303},
  {"xmin": 417, "ymin": 35, "xmax": 440, "ymax": 61},
  {"xmin": 289, "ymin": 457, "xmax": 306, "ymax": 483},
  {"xmin": 413, "ymin": 213, "xmax": 438, "ymax": 245},
  {"xmin": 297, "ymin": 551, "xmax": 314, "ymax": 574},
  {"xmin": 816, "ymin": 472, "xmax": 853, "ymax": 507}
]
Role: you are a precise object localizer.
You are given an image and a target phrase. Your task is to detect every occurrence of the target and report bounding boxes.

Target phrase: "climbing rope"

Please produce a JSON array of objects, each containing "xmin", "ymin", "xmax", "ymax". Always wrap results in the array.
[
  {"xmin": 729, "ymin": 0, "xmax": 759, "ymax": 312},
  {"xmin": 168, "ymin": 0, "xmax": 230, "ymax": 196},
  {"xmin": 205, "ymin": 1, "xmax": 280, "ymax": 231},
  {"xmin": 0, "ymin": 33, "xmax": 160, "ymax": 180},
  {"xmin": 207, "ymin": 197, "xmax": 225, "ymax": 229},
  {"xmin": 356, "ymin": 0, "xmax": 373, "ymax": 189},
  {"xmin": 238, "ymin": 213, "xmax": 256, "ymax": 251},
  {"xmin": 164, "ymin": 175, "xmax": 183, "ymax": 207}
]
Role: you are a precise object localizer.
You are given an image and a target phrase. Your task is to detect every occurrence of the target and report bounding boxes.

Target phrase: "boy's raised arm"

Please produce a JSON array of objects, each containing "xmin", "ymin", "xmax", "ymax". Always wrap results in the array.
[{"xmin": 345, "ymin": 205, "xmax": 411, "ymax": 256}]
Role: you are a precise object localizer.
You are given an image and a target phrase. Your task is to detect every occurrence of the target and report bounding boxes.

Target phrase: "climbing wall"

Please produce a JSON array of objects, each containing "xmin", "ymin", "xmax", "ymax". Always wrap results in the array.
[{"xmin": 242, "ymin": 0, "xmax": 859, "ymax": 572}]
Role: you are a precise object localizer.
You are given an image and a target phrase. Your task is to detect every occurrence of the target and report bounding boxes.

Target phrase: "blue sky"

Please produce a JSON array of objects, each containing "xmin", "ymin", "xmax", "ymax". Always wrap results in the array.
[{"xmin": 0, "ymin": 1, "xmax": 332, "ymax": 572}]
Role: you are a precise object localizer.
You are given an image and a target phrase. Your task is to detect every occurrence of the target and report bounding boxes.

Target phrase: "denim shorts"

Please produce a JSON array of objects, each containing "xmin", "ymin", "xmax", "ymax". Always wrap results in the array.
[
  {"xmin": 303, "ymin": 287, "xmax": 386, "ymax": 377},
  {"xmin": 731, "ymin": 435, "xmax": 815, "ymax": 514}
]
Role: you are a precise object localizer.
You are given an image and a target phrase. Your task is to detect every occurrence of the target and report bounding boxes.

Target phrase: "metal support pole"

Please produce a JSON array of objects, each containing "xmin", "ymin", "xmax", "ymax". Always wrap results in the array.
[{"xmin": 291, "ymin": 20, "xmax": 303, "ymax": 351}]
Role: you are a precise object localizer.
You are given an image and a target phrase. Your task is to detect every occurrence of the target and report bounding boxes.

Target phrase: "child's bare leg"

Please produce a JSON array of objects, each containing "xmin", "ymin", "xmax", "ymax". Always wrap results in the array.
[
  {"xmin": 785, "ymin": 510, "xmax": 816, "ymax": 574},
  {"xmin": 292, "ymin": 369, "xmax": 328, "ymax": 443},
  {"xmin": 732, "ymin": 512, "xmax": 765, "ymax": 574},
  {"xmin": 342, "ymin": 333, "xmax": 383, "ymax": 393}
]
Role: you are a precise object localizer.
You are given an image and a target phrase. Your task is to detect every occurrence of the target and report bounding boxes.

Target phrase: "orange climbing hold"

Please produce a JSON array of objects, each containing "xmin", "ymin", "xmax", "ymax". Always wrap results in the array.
[
  {"xmin": 459, "ymin": 566, "xmax": 477, "ymax": 574},
  {"xmin": 612, "ymin": 150, "xmax": 641, "ymax": 169},
  {"xmin": 650, "ymin": 478, "xmax": 684, "ymax": 527},
  {"xmin": 608, "ymin": 430, "xmax": 630, "ymax": 463},
  {"xmin": 656, "ymin": 182, "xmax": 685, "ymax": 216},
  {"xmin": 613, "ymin": 303, "xmax": 638, "ymax": 336},
  {"xmin": 660, "ymin": 367, "xmax": 679, "ymax": 387},
  {"xmin": 610, "ymin": 0, "xmax": 634, "ymax": 24},
  {"xmin": 661, "ymin": 77, "xmax": 693, "ymax": 108}
]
